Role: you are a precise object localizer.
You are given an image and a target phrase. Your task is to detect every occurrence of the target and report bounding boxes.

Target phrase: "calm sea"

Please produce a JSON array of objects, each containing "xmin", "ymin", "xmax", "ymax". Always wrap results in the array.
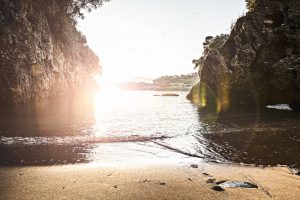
[{"xmin": 0, "ymin": 90, "xmax": 299, "ymax": 168}]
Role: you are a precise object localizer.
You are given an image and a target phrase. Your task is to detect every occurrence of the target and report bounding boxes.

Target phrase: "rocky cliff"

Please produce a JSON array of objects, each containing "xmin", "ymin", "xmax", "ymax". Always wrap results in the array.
[
  {"xmin": 188, "ymin": 0, "xmax": 300, "ymax": 112},
  {"xmin": 0, "ymin": 0, "xmax": 100, "ymax": 104}
]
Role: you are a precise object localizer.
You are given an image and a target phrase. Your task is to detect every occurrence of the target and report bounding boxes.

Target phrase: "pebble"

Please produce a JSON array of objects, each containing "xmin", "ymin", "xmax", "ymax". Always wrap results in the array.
[
  {"xmin": 206, "ymin": 178, "xmax": 216, "ymax": 184},
  {"xmin": 190, "ymin": 164, "xmax": 198, "ymax": 168},
  {"xmin": 218, "ymin": 181, "xmax": 258, "ymax": 189},
  {"xmin": 139, "ymin": 179, "xmax": 150, "ymax": 183},
  {"xmin": 211, "ymin": 185, "xmax": 225, "ymax": 192},
  {"xmin": 215, "ymin": 180, "xmax": 227, "ymax": 184}
]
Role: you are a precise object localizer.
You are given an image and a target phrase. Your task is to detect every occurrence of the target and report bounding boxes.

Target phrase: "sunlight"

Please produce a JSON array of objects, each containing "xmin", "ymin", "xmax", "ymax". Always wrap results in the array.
[
  {"xmin": 93, "ymin": 91, "xmax": 111, "ymax": 137},
  {"xmin": 2, "ymin": 0, "xmax": 300, "ymax": 199},
  {"xmin": 93, "ymin": 85, "xmax": 131, "ymax": 137},
  {"xmin": 92, "ymin": 74, "xmax": 120, "ymax": 92},
  {"xmin": 93, "ymin": 74, "xmax": 102, "ymax": 87},
  {"xmin": 100, "ymin": 81, "xmax": 120, "ymax": 92}
]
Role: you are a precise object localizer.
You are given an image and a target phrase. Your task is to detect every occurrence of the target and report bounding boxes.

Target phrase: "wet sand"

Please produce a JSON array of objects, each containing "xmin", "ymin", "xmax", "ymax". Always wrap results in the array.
[{"xmin": 0, "ymin": 163, "xmax": 299, "ymax": 200}]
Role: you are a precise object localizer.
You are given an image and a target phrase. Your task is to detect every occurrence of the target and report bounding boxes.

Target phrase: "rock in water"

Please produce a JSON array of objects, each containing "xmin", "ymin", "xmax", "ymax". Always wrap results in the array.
[
  {"xmin": 186, "ymin": 82, "xmax": 200, "ymax": 104},
  {"xmin": 189, "ymin": 0, "xmax": 300, "ymax": 112},
  {"xmin": 0, "ymin": 0, "xmax": 100, "ymax": 104},
  {"xmin": 161, "ymin": 93, "xmax": 179, "ymax": 96}
]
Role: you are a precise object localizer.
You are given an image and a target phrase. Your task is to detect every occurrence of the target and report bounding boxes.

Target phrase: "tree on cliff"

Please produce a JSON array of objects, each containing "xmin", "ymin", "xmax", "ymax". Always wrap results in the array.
[
  {"xmin": 66, "ymin": 0, "xmax": 110, "ymax": 20},
  {"xmin": 47, "ymin": 0, "xmax": 109, "ymax": 41},
  {"xmin": 245, "ymin": 0, "xmax": 258, "ymax": 12},
  {"xmin": 52, "ymin": 0, "xmax": 109, "ymax": 22},
  {"xmin": 193, "ymin": 34, "xmax": 229, "ymax": 70}
]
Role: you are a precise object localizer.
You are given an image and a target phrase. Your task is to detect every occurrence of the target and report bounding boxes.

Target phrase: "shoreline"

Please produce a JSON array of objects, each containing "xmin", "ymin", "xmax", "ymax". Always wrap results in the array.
[{"xmin": 0, "ymin": 162, "xmax": 299, "ymax": 200}]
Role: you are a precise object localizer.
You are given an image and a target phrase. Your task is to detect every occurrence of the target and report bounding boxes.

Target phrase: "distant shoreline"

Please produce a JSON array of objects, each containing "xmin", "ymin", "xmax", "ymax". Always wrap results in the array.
[
  {"xmin": 111, "ymin": 73, "xmax": 199, "ymax": 91},
  {"xmin": 112, "ymin": 82, "xmax": 196, "ymax": 92}
]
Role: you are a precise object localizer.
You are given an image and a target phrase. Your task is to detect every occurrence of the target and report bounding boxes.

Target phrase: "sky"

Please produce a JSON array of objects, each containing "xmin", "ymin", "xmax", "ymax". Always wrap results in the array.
[{"xmin": 77, "ymin": 0, "xmax": 246, "ymax": 82}]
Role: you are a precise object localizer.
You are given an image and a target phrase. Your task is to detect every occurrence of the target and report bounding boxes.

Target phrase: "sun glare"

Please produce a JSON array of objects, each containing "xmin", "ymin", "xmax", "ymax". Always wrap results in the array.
[
  {"xmin": 93, "ymin": 74, "xmax": 120, "ymax": 92},
  {"xmin": 94, "ymin": 75, "xmax": 102, "ymax": 86},
  {"xmin": 93, "ymin": 84, "xmax": 133, "ymax": 138}
]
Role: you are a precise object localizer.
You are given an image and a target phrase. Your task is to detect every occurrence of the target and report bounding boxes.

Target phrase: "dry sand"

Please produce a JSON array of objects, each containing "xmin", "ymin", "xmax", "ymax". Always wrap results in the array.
[{"xmin": 0, "ymin": 162, "xmax": 299, "ymax": 200}]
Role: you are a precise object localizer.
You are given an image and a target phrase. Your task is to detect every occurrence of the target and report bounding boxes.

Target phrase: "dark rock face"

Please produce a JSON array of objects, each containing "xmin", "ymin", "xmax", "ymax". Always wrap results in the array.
[
  {"xmin": 0, "ymin": 0, "xmax": 100, "ymax": 104},
  {"xmin": 191, "ymin": 0, "xmax": 300, "ymax": 111}
]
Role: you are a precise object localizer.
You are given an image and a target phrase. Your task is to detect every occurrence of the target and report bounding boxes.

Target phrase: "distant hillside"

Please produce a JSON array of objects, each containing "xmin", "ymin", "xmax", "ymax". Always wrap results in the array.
[
  {"xmin": 118, "ymin": 73, "xmax": 199, "ymax": 91},
  {"xmin": 153, "ymin": 73, "xmax": 198, "ymax": 85}
]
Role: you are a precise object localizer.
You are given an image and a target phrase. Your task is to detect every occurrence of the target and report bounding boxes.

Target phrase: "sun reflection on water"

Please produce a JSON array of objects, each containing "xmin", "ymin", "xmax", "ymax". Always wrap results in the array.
[{"xmin": 93, "ymin": 84, "xmax": 131, "ymax": 137}]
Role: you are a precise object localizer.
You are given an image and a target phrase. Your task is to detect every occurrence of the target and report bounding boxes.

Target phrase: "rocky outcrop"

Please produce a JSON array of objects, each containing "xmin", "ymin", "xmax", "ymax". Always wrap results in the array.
[
  {"xmin": 189, "ymin": 0, "xmax": 300, "ymax": 111},
  {"xmin": 186, "ymin": 82, "xmax": 200, "ymax": 104},
  {"xmin": 0, "ymin": 0, "xmax": 100, "ymax": 104}
]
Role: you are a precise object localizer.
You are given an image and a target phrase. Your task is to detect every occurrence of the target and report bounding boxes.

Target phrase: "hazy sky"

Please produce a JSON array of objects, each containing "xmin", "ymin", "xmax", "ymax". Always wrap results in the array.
[{"xmin": 77, "ymin": 0, "xmax": 246, "ymax": 82}]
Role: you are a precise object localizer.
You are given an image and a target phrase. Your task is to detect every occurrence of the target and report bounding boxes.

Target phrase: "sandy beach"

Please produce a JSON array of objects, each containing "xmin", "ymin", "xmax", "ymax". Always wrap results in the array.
[{"xmin": 0, "ymin": 162, "xmax": 299, "ymax": 200}]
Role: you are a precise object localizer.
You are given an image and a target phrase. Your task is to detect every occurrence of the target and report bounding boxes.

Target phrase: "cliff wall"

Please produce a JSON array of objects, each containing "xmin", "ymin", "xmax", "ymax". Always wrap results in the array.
[
  {"xmin": 188, "ymin": 0, "xmax": 300, "ymax": 111},
  {"xmin": 0, "ymin": 0, "xmax": 100, "ymax": 104}
]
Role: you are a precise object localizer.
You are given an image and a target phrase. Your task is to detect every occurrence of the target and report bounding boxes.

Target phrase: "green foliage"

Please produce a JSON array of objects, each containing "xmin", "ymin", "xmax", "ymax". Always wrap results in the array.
[
  {"xmin": 45, "ymin": 0, "xmax": 109, "ymax": 42},
  {"xmin": 245, "ymin": 0, "xmax": 258, "ymax": 12},
  {"xmin": 66, "ymin": 0, "xmax": 110, "ymax": 20},
  {"xmin": 193, "ymin": 34, "xmax": 229, "ymax": 70},
  {"xmin": 46, "ymin": 0, "xmax": 109, "ymax": 23}
]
